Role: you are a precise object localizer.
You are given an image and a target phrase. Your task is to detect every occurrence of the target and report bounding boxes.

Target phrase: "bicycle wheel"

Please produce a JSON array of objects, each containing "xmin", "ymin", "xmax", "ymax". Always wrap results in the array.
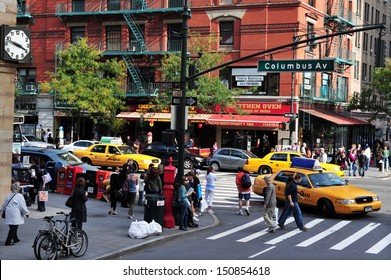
[
  {"xmin": 69, "ymin": 229, "xmax": 88, "ymax": 257},
  {"xmin": 33, "ymin": 231, "xmax": 50, "ymax": 260},
  {"xmin": 37, "ymin": 235, "xmax": 58, "ymax": 260}
]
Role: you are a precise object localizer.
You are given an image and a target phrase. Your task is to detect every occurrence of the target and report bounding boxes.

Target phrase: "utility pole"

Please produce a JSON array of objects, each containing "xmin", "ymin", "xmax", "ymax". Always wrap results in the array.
[{"xmin": 177, "ymin": 0, "xmax": 191, "ymax": 180}]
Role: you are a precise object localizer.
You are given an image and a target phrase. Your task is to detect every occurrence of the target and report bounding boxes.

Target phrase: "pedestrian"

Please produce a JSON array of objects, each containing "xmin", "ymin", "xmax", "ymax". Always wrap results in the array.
[
  {"xmin": 37, "ymin": 159, "xmax": 48, "ymax": 212},
  {"xmin": 204, "ymin": 166, "xmax": 217, "ymax": 214},
  {"xmin": 178, "ymin": 176, "xmax": 189, "ymax": 231},
  {"xmin": 382, "ymin": 145, "xmax": 389, "ymax": 171},
  {"xmin": 41, "ymin": 129, "xmax": 46, "ymax": 142},
  {"xmin": 29, "ymin": 157, "xmax": 40, "ymax": 204},
  {"xmin": 70, "ymin": 177, "xmax": 88, "ymax": 229},
  {"xmin": 123, "ymin": 173, "xmax": 138, "ymax": 219},
  {"xmin": 263, "ymin": 176, "xmax": 277, "ymax": 233},
  {"xmin": 278, "ymin": 174, "xmax": 308, "ymax": 231},
  {"xmin": 120, "ymin": 159, "xmax": 134, "ymax": 207},
  {"xmin": 348, "ymin": 148, "xmax": 357, "ymax": 176},
  {"xmin": 1, "ymin": 181, "xmax": 30, "ymax": 246},
  {"xmin": 318, "ymin": 148, "xmax": 327, "ymax": 163},
  {"xmin": 108, "ymin": 166, "xmax": 121, "ymax": 215},
  {"xmin": 357, "ymin": 149, "xmax": 368, "ymax": 178},
  {"xmin": 364, "ymin": 144, "xmax": 371, "ymax": 171},
  {"xmin": 235, "ymin": 166, "xmax": 251, "ymax": 216},
  {"xmin": 143, "ymin": 167, "xmax": 162, "ymax": 195},
  {"xmin": 47, "ymin": 129, "xmax": 54, "ymax": 144}
]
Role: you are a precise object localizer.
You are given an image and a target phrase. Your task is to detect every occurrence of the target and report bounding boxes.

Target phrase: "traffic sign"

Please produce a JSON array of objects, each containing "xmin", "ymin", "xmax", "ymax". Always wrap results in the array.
[
  {"xmin": 284, "ymin": 113, "xmax": 298, "ymax": 118},
  {"xmin": 172, "ymin": 97, "xmax": 197, "ymax": 106},
  {"xmin": 152, "ymin": 82, "xmax": 180, "ymax": 89},
  {"xmin": 258, "ymin": 59, "xmax": 335, "ymax": 72}
]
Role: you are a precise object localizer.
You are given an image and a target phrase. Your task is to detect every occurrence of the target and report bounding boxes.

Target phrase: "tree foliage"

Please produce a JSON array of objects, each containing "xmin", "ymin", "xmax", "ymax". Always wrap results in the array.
[
  {"xmin": 348, "ymin": 58, "xmax": 391, "ymax": 120},
  {"xmin": 152, "ymin": 33, "xmax": 241, "ymax": 113},
  {"xmin": 42, "ymin": 38, "xmax": 127, "ymax": 127}
]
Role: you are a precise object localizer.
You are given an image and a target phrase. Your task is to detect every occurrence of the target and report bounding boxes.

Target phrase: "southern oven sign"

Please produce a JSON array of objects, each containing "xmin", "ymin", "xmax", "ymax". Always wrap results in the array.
[{"xmin": 258, "ymin": 59, "xmax": 335, "ymax": 72}]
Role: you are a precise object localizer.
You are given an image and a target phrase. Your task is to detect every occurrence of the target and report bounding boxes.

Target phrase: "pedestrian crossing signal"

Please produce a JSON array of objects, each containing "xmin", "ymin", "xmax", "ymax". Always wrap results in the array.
[{"xmin": 279, "ymin": 122, "xmax": 288, "ymax": 130}]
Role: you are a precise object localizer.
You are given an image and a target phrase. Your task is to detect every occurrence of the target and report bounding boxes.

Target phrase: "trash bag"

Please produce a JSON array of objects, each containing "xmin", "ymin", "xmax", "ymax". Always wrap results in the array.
[{"xmin": 128, "ymin": 220, "xmax": 150, "ymax": 239}]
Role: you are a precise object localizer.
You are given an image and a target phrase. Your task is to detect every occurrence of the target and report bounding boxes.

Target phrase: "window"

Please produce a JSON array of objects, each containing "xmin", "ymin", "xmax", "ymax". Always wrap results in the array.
[
  {"xmin": 129, "ymin": 24, "xmax": 144, "ymax": 52},
  {"xmin": 302, "ymin": 72, "xmax": 316, "ymax": 98},
  {"xmin": 167, "ymin": 24, "xmax": 182, "ymax": 51},
  {"xmin": 320, "ymin": 73, "xmax": 330, "ymax": 97},
  {"xmin": 364, "ymin": 3, "xmax": 370, "ymax": 23},
  {"xmin": 71, "ymin": 27, "xmax": 85, "ymax": 44},
  {"xmin": 308, "ymin": 0, "xmax": 314, "ymax": 7},
  {"xmin": 369, "ymin": 65, "xmax": 372, "ymax": 82},
  {"xmin": 17, "ymin": 68, "xmax": 36, "ymax": 92},
  {"xmin": 220, "ymin": 21, "xmax": 234, "ymax": 46},
  {"xmin": 354, "ymin": 60, "xmax": 360, "ymax": 80},
  {"xmin": 231, "ymin": 150, "xmax": 245, "ymax": 159},
  {"xmin": 92, "ymin": 145, "xmax": 106, "ymax": 153},
  {"xmin": 270, "ymin": 153, "xmax": 288, "ymax": 162},
  {"xmin": 362, "ymin": 63, "xmax": 367, "ymax": 81},
  {"xmin": 72, "ymin": 0, "xmax": 84, "ymax": 12},
  {"xmin": 363, "ymin": 33, "xmax": 368, "ymax": 52},
  {"xmin": 307, "ymin": 22, "xmax": 316, "ymax": 52},
  {"xmin": 106, "ymin": 26, "xmax": 121, "ymax": 51},
  {"xmin": 107, "ymin": 0, "xmax": 120, "ymax": 11},
  {"xmin": 355, "ymin": 32, "xmax": 361, "ymax": 48}
]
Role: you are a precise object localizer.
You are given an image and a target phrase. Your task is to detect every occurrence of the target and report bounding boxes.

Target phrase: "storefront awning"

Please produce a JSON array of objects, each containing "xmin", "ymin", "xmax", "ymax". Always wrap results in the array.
[
  {"xmin": 116, "ymin": 112, "xmax": 213, "ymax": 122},
  {"xmin": 205, "ymin": 114, "xmax": 290, "ymax": 128},
  {"xmin": 300, "ymin": 109, "xmax": 369, "ymax": 126}
]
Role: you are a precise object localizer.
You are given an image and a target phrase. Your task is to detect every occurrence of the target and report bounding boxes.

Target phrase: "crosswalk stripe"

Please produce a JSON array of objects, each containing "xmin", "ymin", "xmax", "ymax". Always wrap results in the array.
[
  {"xmin": 237, "ymin": 217, "xmax": 294, "ymax": 242},
  {"xmin": 365, "ymin": 233, "xmax": 391, "ymax": 254},
  {"xmin": 330, "ymin": 222, "xmax": 381, "ymax": 250},
  {"xmin": 265, "ymin": 218, "xmax": 324, "ymax": 245},
  {"xmin": 206, "ymin": 217, "xmax": 264, "ymax": 240},
  {"xmin": 249, "ymin": 246, "xmax": 277, "ymax": 258},
  {"xmin": 296, "ymin": 220, "xmax": 351, "ymax": 247}
]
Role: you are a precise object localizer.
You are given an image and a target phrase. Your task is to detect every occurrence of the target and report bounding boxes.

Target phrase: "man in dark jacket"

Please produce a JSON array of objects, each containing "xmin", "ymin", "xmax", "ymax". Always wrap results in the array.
[{"xmin": 109, "ymin": 167, "xmax": 121, "ymax": 215}]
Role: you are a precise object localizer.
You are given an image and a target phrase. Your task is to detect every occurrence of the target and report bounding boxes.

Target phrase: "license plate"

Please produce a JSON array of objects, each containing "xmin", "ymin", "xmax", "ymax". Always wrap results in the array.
[{"xmin": 364, "ymin": 206, "xmax": 373, "ymax": 212}]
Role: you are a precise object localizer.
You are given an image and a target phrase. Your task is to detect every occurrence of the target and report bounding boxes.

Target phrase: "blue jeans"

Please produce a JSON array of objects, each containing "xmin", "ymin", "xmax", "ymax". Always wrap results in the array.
[
  {"xmin": 349, "ymin": 162, "xmax": 357, "ymax": 176},
  {"xmin": 278, "ymin": 200, "xmax": 304, "ymax": 230},
  {"xmin": 179, "ymin": 201, "xmax": 188, "ymax": 229}
]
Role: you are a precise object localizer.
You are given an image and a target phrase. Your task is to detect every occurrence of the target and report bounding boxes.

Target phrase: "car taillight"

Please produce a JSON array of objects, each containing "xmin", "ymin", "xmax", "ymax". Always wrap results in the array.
[{"xmin": 245, "ymin": 159, "xmax": 249, "ymax": 164}]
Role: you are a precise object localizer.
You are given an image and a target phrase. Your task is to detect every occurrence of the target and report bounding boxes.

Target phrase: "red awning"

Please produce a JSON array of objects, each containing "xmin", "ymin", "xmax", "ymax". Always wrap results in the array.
[
  {"xmin": 300, "ymin": 109, "xmax": 369, "ymax": 126},
  {"xmin": 116, "ymin": 112, "xmax": 212, "ymax": 122},
  {"xmin": 205, "ymin": 114, "xmax": 290, "ymax": 128}
]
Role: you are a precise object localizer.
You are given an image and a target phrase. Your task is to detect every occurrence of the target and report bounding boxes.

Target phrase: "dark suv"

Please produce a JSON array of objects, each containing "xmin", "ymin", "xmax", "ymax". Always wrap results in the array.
[{"xmin": 141, "ymin": 142, "xmax": 207, "ymax": 169}]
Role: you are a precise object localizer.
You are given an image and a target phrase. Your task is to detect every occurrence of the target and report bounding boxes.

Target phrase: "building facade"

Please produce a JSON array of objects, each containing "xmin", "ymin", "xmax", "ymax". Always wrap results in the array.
[{"xmin": 15, "ymin": 0, "xmax": 390, "ymax": 157}]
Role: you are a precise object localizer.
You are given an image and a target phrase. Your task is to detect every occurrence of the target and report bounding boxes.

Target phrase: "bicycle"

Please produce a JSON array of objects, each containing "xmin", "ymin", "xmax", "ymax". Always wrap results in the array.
[{"xmin": 34, "ymin": 211, "xmax": 88, "ymax": 260}]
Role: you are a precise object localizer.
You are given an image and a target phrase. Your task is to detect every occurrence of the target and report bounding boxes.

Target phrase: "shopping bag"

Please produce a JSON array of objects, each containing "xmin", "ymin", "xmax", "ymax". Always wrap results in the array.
[
  {"xmin": 272, "ymin": 207, "xmax": 279, "ymax": 223},
  {"xmin": 38, "ymin": 191, "xmax": 48, "ymax": 202},
  {"xmin": 200, "ymin": 199, "xmax": 208, "ymax": 213},
  {"xmin": 43, "ymin": 172, "xmax": 52, "ymax": 184}
]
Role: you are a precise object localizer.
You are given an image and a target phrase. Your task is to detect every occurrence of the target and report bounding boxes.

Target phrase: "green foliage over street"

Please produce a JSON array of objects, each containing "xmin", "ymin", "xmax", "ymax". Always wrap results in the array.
[
  {"xmin": 349, "ymin": 58, "xmax": 391, "ymax": 120},
  {"xmin": 41, "ymin": 38, "xmax": 127, "ymax": 133},
  {"xmin": 152, "ymin": 34, "xmax": 241, "ymax": 113}
]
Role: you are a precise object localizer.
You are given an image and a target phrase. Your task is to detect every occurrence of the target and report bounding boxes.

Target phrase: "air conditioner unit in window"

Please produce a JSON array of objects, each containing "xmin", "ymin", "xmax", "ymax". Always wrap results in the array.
[{"xmin": 26, "ymin": 85, "xmax": 36, "ymax": 91}]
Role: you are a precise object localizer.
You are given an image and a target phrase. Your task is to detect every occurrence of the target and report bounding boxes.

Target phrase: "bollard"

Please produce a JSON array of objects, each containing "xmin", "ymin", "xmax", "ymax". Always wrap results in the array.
[{"xmin": 163, "ymin": 157, "xmax": 176, "ymax": 228}]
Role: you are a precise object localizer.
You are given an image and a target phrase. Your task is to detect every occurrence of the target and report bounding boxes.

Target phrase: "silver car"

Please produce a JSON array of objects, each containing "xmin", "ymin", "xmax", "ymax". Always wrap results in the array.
[
  {"xmin": 23, "ymin": 134, "xmax": 56, "ymax": 149},
  {"xmin": 62, "ymin": 140, "xmax": 99, "ymax": 152},
  {"xmin": 208, "ymin": 148, "xmax": 258, "ymax": 171}
]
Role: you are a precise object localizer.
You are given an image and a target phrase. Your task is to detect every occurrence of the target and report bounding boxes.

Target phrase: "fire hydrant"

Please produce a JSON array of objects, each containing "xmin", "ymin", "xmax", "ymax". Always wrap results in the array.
[{"xmin": 163, "ymin": 157, "xmax": 176, "ymax": 228}]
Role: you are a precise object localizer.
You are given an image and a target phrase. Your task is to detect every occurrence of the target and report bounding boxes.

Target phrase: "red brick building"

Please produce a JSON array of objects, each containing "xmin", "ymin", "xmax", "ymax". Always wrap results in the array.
[{"xmin": 15, "ymin": 0, "xmax": 381, "ymax": 155}]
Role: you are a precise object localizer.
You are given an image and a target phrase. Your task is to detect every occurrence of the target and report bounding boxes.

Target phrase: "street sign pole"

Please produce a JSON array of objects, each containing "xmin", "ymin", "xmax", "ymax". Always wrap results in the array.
[{"xmin": 177, "ymin": 1, "xmax": 190, "ymax": 181}]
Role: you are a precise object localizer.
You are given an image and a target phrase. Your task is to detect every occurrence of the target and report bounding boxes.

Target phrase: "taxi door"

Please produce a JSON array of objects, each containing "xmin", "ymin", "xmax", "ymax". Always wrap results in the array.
[
  {"xmin": 269, "ymin": 153, "xmax": 291, "ymax": 173},
  {"xmin": 105, "ymin": 145, "xmax": 122, "ymax": 167},
  {"xmin": 89, "ymin": 144, "xmax": 108, "ymax": 166},
  {"xmin": 296, "ymin": 172, "xmax": 315, "ymax": 207}
]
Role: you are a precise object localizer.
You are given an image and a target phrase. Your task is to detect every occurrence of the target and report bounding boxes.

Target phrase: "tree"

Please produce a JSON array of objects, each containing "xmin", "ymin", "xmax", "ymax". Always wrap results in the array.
[
  {"xmin": 152, "ymin": 33, "xmax": 242, "ymax": 113},
  {"xmin": 42, "ymin": 38, "xmax": 127, "ymax": 138},
  {"xmin": 349, "ymin": 58, "xmax": 391, "ymax": 120}
]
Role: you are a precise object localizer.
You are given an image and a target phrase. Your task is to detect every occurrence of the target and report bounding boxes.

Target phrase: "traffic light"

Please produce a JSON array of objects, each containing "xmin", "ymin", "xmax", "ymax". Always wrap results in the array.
[{"xmin": 188, "ymin": 64, "xmax": 200, "ymax": 90}]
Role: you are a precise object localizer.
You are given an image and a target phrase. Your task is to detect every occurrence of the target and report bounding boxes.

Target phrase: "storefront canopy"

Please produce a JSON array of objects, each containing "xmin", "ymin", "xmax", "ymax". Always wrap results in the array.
[
  {"xmin": 300, "ymin": 109, "xmax": 369, "ymax": 126},
  {"xmin": 116, "ymin": 112, "xmax": 212, "ymax": 122}
]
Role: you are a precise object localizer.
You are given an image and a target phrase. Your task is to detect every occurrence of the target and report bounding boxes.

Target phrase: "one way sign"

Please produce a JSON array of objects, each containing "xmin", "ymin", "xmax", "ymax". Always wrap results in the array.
[{"xmin": 172, "ymin": 97, "xmax": 198, "ymax": 106}]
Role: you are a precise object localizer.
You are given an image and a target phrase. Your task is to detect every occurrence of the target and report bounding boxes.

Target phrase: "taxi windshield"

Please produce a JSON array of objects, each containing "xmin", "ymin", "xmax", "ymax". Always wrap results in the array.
[
  {"xmin": 118, "ymin": 145, "xmax": 137, "ymax": 154},
  {"xmin": 308, "ymin": 172, "xmax": 347, "ymax": 188}
]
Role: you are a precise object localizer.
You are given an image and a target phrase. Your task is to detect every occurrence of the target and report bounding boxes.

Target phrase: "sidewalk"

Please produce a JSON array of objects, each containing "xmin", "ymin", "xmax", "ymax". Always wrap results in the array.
[{"xmin": 0, "ymin": 192, "xmax": 218, "ymax": 260}]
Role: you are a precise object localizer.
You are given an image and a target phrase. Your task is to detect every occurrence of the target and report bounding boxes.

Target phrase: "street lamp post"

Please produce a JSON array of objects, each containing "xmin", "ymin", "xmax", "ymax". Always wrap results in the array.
[{"xmin": 176, "ymin": 1, "xmax": 191, "ymax": 181}]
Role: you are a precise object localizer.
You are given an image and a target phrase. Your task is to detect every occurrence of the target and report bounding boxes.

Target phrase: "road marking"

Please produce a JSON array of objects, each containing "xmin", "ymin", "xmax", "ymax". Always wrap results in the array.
[
  {"xmin": 365, "ymin": 233, "xmax": 391, "ymax": 254},
  {"xmin": 265, "ymin": 218, "xmax": 324, "ymax": 245},
  {"xmin": 206, "ymin": 218, "xmax": 264, "ymax": 240},
  {"xmin": 249, "ymin": 246, "xmax": 276, "ymax": 258},
  {"xmin": 379, "ymin": 177, "xmax": 390, "ymax": 181},
  {"xmin": 296, "ymin": 220, "xmax": 351, "ymax": 247},
  {"xmin": 237, "ymin": 217, "xmax": 295, "ymax": 242},
  {"xmin": 330, "ymin": 222, "xmax": 381, "ymax": 250}
]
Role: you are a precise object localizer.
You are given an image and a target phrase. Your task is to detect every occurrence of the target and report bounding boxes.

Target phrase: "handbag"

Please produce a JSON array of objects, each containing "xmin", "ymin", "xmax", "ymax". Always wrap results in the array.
[
  {"xmin": 2, "ymin": 193, "xmax": 17, "ymax": 219},
  {"xmin": 42, "ymin": 171, "xmax": 52, "ymax": 184},
  {"xmin": 38, "ymin": 191, "xmax": 48, "ymax": 202},
  {"xmin": 65, "ymin": 195, "xmax": 73, "ymax": 208}
]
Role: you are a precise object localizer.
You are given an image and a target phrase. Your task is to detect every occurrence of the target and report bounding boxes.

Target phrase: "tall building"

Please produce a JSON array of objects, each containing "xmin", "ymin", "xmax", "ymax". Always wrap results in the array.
[{"xmin": 14, "ymin": 0, "xmax": 389, "ymax": 156}]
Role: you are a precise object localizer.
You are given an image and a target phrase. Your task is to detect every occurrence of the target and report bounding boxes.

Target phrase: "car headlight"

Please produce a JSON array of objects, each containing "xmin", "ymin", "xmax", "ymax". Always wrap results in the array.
[
  {"xmin": 195, "ymin": 157, "xmax": 204, "ymax": 162},
  {"xmin": 335, "ymin": 198, "xmax": 355, "ymax": 204},
  {"xmin": 373, "ymin": 196, "xmax": 380, "ymax": 201}
]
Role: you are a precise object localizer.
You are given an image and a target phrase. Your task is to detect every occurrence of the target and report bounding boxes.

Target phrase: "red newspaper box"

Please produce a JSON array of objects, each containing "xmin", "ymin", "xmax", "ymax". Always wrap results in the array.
[
  {"xmin": 64, "ymin": 165, "xmax": 83, "ymax": 195},
  {"xmin": 56, "ymin": 167, "xmax": 67, "ymax": 194},
  {"xmin": 96, "ymin": 170, "xmax": 111, "ymax": 201}
]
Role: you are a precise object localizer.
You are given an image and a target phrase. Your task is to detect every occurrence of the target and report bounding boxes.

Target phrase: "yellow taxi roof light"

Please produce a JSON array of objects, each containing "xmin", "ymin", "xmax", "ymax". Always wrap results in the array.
[{"xmin": 291, "ymin": 157, "xmax": 322, "ymax": 170}]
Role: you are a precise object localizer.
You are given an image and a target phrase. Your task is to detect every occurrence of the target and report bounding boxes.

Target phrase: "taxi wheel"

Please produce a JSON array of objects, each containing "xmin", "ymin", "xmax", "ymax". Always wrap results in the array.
[
  {"xmin": 132, "ymin": 163, "xmax": 139, "ymax": 173},
  {"xmin": 319, "ymin": 199, "xmax": 334, "ymax": 218},
  {"xmin": 82, "ymin": 158, "xmax": 92, "ymax": 165},
  {"xmin": 258, "ymin": 166, "xmax": 272, "ymax": 175}
]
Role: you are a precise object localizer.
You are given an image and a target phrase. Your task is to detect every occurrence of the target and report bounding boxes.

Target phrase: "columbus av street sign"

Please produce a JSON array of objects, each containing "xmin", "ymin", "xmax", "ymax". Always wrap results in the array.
[{"xmin": 258, "ymin": 59, "xmax": 335, "ymax": 72}]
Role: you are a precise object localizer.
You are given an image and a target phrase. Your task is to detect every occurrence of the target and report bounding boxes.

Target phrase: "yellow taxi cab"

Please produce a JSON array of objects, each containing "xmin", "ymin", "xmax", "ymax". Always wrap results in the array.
[
  {"xmin": 243, "ymin": 151, "xmax": 345, "ymax": 177},
  {"xmin": 251, "ymin": 158, "xmax": 382, "ymax": 217},
  {"xmin": 72, "ymin": 144, "xmax": 160, "ymax": 172}
]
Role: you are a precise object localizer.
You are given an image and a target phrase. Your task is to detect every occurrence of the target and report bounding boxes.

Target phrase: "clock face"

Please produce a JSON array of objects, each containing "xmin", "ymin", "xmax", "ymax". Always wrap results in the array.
[{"xmin": 4, "ymin": 29, "xmax": 31, "ymax": 61}]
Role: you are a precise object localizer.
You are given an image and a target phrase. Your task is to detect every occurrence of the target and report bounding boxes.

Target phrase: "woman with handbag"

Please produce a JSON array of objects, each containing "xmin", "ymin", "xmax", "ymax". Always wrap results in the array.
[
  {"xmin": 71, "ymin": 177, "xmax": 88, "ymax": 229},
  {"xmin": 123, "ymin": 173, "xmax": 138, "ymax": 219},
  {"xmin": 1, "ymin": 181, "xmax": 30, "ymax": 246},
  {"xmin": 108, "ymin": 167, "xmax": 121, "ymax": 215},
  {"xmin": 37, "ymin": 160, "xmax": 48, "ymax": 212}
]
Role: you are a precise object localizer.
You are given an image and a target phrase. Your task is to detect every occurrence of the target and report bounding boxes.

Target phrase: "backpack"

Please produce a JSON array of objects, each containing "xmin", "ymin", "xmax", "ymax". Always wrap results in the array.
[{"xmin": 241, "ymin": 173, "xmax": 252, "ymax": 189}]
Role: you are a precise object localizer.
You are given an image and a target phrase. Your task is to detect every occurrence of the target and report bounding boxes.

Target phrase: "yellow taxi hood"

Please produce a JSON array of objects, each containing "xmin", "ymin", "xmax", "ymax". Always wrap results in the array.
[{"xmin": 312, "ymin": 185, "xmax": 377, "ymax": 198}]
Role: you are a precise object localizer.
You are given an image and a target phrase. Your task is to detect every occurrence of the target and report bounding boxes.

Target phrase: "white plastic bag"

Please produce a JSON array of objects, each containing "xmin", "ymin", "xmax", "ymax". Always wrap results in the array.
[
  {"xmin": 272, "ymin": 207, "xmax": 279, "ymax": 223},
  {"xmin": 147, "ymin": 220, "xmax": 162, "ymax": 236},
  {"xmin": 128, "ymin": 220, "xmax": 150, "ymax": 239},
  {"xmin": 200, "ymin": 199, "xmax": 208, "ymax": 213}
]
